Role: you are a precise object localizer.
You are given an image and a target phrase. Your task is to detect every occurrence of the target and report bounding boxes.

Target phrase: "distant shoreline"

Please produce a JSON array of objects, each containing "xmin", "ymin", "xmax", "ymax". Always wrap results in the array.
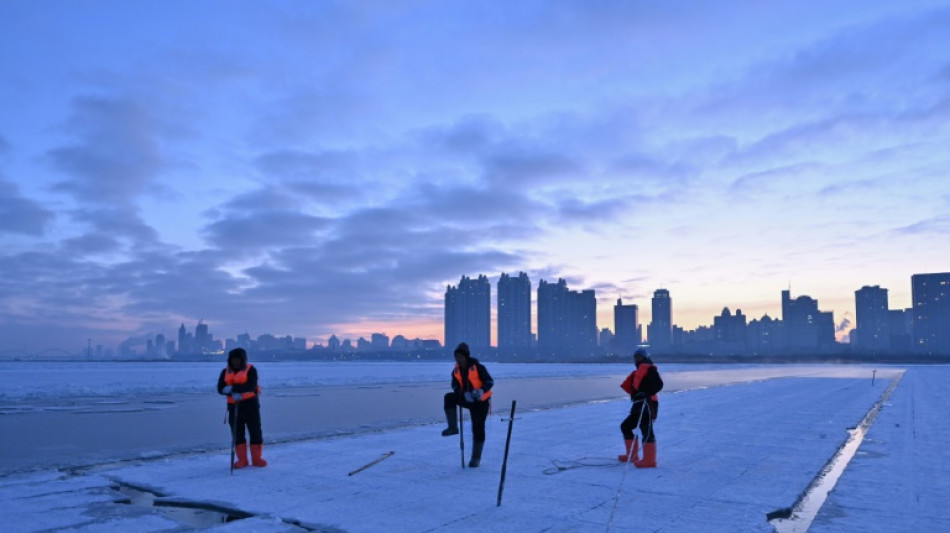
[{"xmin": 3, "ymin": 353, "xmax": 948, "ymax": 365}]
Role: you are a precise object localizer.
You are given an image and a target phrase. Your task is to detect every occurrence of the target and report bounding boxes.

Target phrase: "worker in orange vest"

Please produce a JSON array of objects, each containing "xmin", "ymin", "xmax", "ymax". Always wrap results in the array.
[
  {"xmin": 217, "ymin": 348, "xmax": 267, "ymax": 468},
  {"xmin": 440, "ymin": 342, "xmax": 494, "ymax": 467},
  {"xmin": 618, "ymin": 348, "xmax": 663, "ymax": 467}
]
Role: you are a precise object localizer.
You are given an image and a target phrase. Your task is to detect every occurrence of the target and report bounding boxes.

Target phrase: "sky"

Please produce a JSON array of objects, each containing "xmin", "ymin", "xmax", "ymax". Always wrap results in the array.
[{"xmin": 1, "ymin": 1, "xmax": 949, "ymax": 353}]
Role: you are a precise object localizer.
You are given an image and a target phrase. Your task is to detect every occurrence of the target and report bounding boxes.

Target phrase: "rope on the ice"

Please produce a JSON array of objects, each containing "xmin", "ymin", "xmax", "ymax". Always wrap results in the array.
[{"xmin": 543, "ymin": 458, "xmax": 620, "ymax": 475}]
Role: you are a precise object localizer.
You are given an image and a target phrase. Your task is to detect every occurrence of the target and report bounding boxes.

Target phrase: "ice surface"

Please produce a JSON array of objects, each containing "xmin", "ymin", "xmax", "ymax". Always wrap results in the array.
[{"xmin": 3, "ymin": 364, "xmax": 945, "ymax": 532}]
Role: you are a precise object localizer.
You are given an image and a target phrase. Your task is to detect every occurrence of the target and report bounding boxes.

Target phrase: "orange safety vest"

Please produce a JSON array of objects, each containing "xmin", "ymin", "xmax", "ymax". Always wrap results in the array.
[
  {"xmin": 620, "ymin": 363, "xmax": 659, "ymax": 402},
  {"xmin": 225, "ymin": 363, "xmax": 261, "ymax": 403},
  {"xmin": 453, "ymin": 364, "xmax": 493, "ymax": 401}
]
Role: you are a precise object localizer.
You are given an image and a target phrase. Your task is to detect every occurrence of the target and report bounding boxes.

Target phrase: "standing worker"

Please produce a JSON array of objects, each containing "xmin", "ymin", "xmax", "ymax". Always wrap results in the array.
[
  {"xmin": 440, "ymin": 342, "xmax": 494, "ymax": 467},
  {"xmin": 217, "ymin": 348, "xmax": 268, "ymax": 469},
  {"xmin": 617, "ymin": 348, "xmax": 663, "ymax": 468}
]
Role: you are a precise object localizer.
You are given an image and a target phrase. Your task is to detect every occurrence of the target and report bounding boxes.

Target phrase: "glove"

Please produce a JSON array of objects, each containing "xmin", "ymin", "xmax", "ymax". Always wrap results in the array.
[
  {"xmin": 633, "ymin": 391, "xmax": 647, "ymax": 400},
  {"xmin": 463, "ymin": 391, "xmax": 474, "ymax": 403},
  {"xmin": 222, "ymin": 386, "xmax": 233, "ymax": 394},
  {"xmin": 472, "ymin": 388, "xmax": 483, "ymax": 401},
  {"xmin": 231, "ymin": 392, "xmax": 243, "ymax": 401}
]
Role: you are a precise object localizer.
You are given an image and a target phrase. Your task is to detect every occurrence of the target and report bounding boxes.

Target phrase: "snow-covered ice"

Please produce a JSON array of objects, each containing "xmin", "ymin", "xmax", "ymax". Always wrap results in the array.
[{"xmin": 2, "ymin": 363, "xmax": 946, "ymax": 532}]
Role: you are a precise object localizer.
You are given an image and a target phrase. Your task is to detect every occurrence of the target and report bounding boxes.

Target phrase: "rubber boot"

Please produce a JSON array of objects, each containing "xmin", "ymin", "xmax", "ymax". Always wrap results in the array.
[
  {"xmin": 617, "ymin": 438, "xmax": 639, "ymax": 462},
  {"xmin": 250, "ymin": 444, "xmax": 268, "ymax": 467},
  {"xmin": 634, "ymin": 442, "xmax": 657, "ymax": 468},
  {"xmin": 469, "ymin": 440, "xmax": 484, "ymax": 468},
  {"xmin": 233, "ymin": 443, "xmax": 249, "ymax": 469},
  {"xmin": 441, "ymin": 408, "xmax": 459, "ymax": 436}
]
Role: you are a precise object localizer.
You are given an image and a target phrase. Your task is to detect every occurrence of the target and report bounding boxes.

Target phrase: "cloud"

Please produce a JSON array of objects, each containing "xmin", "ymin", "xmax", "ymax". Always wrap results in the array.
[
  {"xmin": 555, "ymin": 196, "xmax": 630, "ymax": 223},
  {"xmin": 70, "ymin": 207, "xmax": 161, "ymax": 245},
  {"xmin": 46, "ymin": 95, "xmax": 167, "ymax": 205},
  {"xmin": 203, "ymin": 211, "xmax": 333, "ymax": 251},
  {"xmin": 836, "ymin": 315, "xmax": 853, "ymax": 334},
  {"xmin": 255, "ymin": 148, "xmax": 364, "ymax": 184},
  {"xmin": 0, "ymin": 179, "xmax": 55, "ymax": 236},
  {"xmin": 893, "ymin": 214, "xmax": 950, "ymax": 236}
]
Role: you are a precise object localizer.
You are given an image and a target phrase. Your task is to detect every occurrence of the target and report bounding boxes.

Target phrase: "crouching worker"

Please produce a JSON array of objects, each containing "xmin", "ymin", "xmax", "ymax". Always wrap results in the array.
[
  {"xmin": 618, "ymin": 348, "xmax": 663, "ymax": 467},
  {"xmin": 218, "ymin": 348, "xmax": 267, "ymax": 468},
  {"xmin": 440, "ymin": 342, "xmax": 493, "ymax": 467}
]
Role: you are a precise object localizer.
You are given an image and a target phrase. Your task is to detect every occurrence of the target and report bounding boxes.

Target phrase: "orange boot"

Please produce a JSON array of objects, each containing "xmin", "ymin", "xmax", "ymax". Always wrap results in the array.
[
  {"xmin": 634, "ymin": 442, "xmax": 656, "ymax": 468},
  {"xmin": 250, "ymin": 444, "xmax": 268, "ymax": 467},
  {"xmin": 233, "ymin": 444, "xmax": 249, "ymax": 469},
  {"xmin": 617, "ymin": 438, "xmax": 639, "ymax": 462}
]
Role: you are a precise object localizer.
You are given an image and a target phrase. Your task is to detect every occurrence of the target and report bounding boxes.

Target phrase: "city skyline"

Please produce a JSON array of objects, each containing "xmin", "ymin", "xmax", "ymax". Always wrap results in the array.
[
  {"xmin": 2, "ymin": 2, "xmax": 948, "ymax": 351},
  {"xmin": 17, "ymin": 269, "xmax": 945, "ymax": 358}
]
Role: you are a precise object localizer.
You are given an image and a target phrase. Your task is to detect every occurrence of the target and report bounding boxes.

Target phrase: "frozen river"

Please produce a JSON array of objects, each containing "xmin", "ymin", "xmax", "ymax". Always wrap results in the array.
[{"xmin": 0, "ymin": 361, "xmax": 892, "ymax": 475}]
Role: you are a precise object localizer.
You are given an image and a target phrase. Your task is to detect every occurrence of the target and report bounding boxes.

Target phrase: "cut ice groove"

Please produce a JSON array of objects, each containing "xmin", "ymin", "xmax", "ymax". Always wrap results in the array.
[
  {"xmin": 769, "ymin": 372, "xmax": 904, "ymax": 532},
  {"xmin": 114, "ymin": 482, "xmax": 248, "ymax": 527}
]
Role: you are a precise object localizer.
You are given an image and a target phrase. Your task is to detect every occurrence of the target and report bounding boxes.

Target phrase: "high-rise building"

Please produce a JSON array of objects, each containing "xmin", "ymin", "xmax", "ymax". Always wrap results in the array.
[
  {"xmin": 854, "ymin": 285, "xmax": 890, "ymax": 352},
  {"xmin": 498, "ymin": 272, "xmax": 532, "ymax": 352},
  {"xmin": 781, "ymin": 290, "xmax": 835, "ymax": 351},
  {"xmin": 912, "ymin": 272, "xmax": 950, "ymax": 354},
  {"xmin": 154, "ymin": 334, "xmax": 166, "ymax": 357},
  {"xmin": 537, "ymin": 278, "xmax": 598, "ymax": 358},
  {"xmin": 888, "ymin": 309, "xmax": 912, "ymax": 352},
  {"xmin": 444, "ymin": 274, "xmax": 491, "ymax": 356},
  {"xmin": 648, "ymin": 289, "xmax": 672, "ymax": 351},
  {"xmin": 195, "ymin": 321, "xmax": 212, "ymax": 353},
  {"xmin": 613, "ymin": 298, "xmax": 640, "ymax": 356},
  {"xmin": 177, "ymin": 323, "xmax": 192, "ymax": 354}
]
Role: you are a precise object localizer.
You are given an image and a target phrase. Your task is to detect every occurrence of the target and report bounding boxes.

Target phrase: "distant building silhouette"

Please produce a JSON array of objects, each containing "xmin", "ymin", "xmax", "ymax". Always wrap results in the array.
[
  {"xmin": 371, "ymin": 333, "xmax": 390, "ymax": 350},
  {"xmin": 497, "ymin": 272, "xmax": 532, "ymax": 353},
  {"xmin": 444, "ymin": 274, "xmax": 491, "ymax": 356},
  {"xmin": 713, "ymin": 307, "xmax": 747, "ymax": 348},
  {"xmin": 178, "ymin": 323, "xmax": 190, "ymax": 354},
  {"xmin": 537, "ymin": 278, "xmax": 598, "ymax": 358},
  {"xmin": 613, "ymin": 298, "xmax": 640, "ymax": 356},
  {"xmin": 390, "ymin": 335, "xmax": 408, "ymax": 350},
  {"xmin": 747, "ymin": 314, "xmax": 783, "ymax": 354},
  {"xmin": 195, "ymin": 321, "xmax": 212, "ymax": 352},
  {"xmin": 912, "ymin": 272, "xmax": 950, "ymax": 355},
  {"xmin": 781, "ymin": 290, "xmax": 835, "ymax": 351},
  {"xmin": 599, "ymin": 327, "xmax": 614, "ymax": 349},
  {"xmin": 888, "ymin": 309, "xmax": 912, "ymax": 352},
  {"xmin": 648, "ymin": 289, "xmax": 672, "ymax": 352},
  {"xmin": 854, "ymin": 285, "xmax": 890, "ymax": 352}
]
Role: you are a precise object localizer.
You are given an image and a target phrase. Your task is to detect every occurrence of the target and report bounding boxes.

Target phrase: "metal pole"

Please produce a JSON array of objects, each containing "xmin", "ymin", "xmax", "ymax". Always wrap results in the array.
[
  {"xmin": 459, "ymin": 404, "xmax": 465, "ymax": 469},
  {"xmin": 497, "ymin": 400, "xmax": 517, "ymax": 507},
  {"xmin": 229, "ymin": 402, "xmax": 238, "ymax": 475},
  {"xmin": 348, "ymin": 451, "xmax": 395, "ymax": 476},
  {"xmin": 872, "ymin": 369, "xmax": 876, "ymax": 386}
]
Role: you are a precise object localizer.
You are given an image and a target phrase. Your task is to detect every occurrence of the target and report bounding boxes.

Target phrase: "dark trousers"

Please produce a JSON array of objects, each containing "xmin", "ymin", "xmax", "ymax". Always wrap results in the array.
[
  {"xmin": 229, "ymin": 397, "xmax": 264, "ymax": 445},
  {"xmin": 620, "ymin": 399, "xmax": 657, "ymax": 443},
  {"xmin": 444, "ymin": 392, "xmax": 490, "ymax": 442}
]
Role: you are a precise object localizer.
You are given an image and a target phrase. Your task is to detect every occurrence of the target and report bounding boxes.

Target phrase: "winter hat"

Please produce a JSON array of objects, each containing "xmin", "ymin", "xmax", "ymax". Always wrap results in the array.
[
  {"xmin": 454, "ymin": 342, "xmax": 470, "ymax": 358},
  {"xmin": 633, "ymin": 348, "xmax": 647, "ymax": 362},
  {"xmin": 228, "ymin": 347, "xmax": 247, "ymax": 365}
]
